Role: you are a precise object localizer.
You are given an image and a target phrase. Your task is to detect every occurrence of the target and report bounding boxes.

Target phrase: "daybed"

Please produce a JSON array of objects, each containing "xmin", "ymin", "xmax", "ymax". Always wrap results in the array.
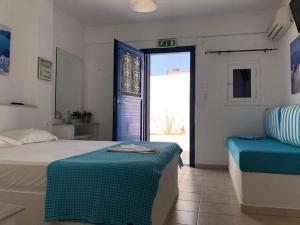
[{"xmin": 228, "ymin": 104, "xmax": 300, "ymax": 216}]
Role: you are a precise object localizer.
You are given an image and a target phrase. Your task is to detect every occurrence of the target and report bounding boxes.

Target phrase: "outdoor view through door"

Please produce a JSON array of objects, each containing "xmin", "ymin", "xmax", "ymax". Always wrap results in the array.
[{"xmin": 149, "ymin": 52, "xmax": 191, "ymax": 165}]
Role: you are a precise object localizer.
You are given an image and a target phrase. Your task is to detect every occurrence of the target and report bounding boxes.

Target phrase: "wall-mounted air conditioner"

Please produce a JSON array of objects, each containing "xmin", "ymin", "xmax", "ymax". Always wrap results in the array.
[{"xmin": 266, "ymin": 6, "xmax": 293, "ymax": 41}]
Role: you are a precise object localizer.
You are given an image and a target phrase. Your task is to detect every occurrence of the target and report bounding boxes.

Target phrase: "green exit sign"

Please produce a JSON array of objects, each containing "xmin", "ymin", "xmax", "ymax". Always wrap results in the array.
[{"xmin": 158, "ymin": 39, "xmax": 177, "ymax": 48}]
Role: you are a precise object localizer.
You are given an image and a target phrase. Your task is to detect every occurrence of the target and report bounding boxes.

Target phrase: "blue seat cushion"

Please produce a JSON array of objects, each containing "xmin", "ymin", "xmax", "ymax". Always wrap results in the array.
[{"xmin": 228, "ymin": 137, "xmax": 300, "ymax": 175}]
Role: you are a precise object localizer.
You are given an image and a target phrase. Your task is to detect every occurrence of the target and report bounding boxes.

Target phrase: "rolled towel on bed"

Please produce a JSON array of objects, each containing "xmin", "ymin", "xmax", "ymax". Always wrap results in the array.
[{"xmin": 107, "ymin": 144, "xmax": 159, "ymax": 153}]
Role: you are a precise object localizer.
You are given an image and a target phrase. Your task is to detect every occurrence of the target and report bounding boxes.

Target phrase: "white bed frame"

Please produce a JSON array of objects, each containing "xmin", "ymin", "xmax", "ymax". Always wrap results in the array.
[
  {"xmin": 0, "ymin": 155, "xmax": 179, "ymax": 225},
  {"xmin": 229, "ymin": 154, "xmax": 300, "ymax": 216}
]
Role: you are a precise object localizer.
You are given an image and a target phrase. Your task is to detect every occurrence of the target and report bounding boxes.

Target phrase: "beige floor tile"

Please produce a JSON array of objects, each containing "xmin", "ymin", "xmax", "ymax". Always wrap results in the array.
[
  {"xmin": 201, "ymin": 185, "xmax": 236, "ymax": 195},
  {"xmin": 168, "ymin": 210, "xmax": 198, "ymax": 225},
  {"xmin": 285, "ymin": 209, "xmax": 300, "ymax": 218},
  {"xmin": 199, "ymin": 201, "xmax": 244, "ymax": 217},
  {"xmin": 202, "ymin": 176, "xmax": 232, "ymax": 184},
  {"xmin": 200, "ymin": 193, "xmax": 239, "ymax": 205},
  {"xmin": 175, "ymin": 200, "xmax": 199, "ymax": 212},
  {"xmin": 197, "ymin": 212, "xmax": 236, "ymax": 225},
  {"xmin": 234, "ymin": 214, "xmax": 300, "ymax": 225},
  {"xmin": 181, "ymin": 178, "xmax": 233, "ymax": 189},
  {"xmin": 197, "ymin": 213, "xmax": 281, "ymax": 225},
  {"xmin": 242, "ymin": 205, "xmax": 284, "ymax": 216},
  {"xmin": 272, "ymin": 216, "xmax": 300, "ymax": 225},
  {"xmin": 178, "ymin": 192, "xmax": 201, "ymax": 202},
  {"xmin": 173, "ymin": 167, "xmax": 300, "ymax": 225},
  {"xmin": 166, "ymin": 222, "xmax": 184, "ymax": 225},
  {"xmin": 186, "ymin": 176, "xmax": 232, "ymax": 185},
  {"xmin": 179, "ymin": 185, "xmax": 202, "ymax": 194},
  {"xmin": 184, "ymin": 168, "xmax": 228, "ymax": 176},
  {"xmin": 181, "ymin": 174, "xmax": 230, "ymax": 182},
  {"xmin": 184, "ymin": 171, "xmax": 230, "ymax": 178}
]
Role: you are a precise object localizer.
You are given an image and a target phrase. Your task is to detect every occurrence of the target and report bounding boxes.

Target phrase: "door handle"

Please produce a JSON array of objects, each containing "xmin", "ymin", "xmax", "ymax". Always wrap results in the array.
[
  {"xmin": 113, "ymin": 98, "xmax": 121, "ymax": 112},
  {"xmin": 113, "ymin": 97, "xmax": 117, "ymax": 112}
]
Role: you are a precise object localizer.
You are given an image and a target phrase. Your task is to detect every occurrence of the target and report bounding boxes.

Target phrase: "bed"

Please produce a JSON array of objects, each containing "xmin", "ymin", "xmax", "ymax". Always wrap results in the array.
[{"xmin": 0, "ymin": 140, "xmax": 180, "ymax": 225}]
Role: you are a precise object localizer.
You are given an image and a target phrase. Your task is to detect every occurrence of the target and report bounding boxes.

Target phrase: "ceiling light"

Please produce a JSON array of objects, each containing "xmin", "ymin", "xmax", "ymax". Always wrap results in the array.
[{"xmin": 130, "ymin": 0, "xmax": 157, "ymax": 13}]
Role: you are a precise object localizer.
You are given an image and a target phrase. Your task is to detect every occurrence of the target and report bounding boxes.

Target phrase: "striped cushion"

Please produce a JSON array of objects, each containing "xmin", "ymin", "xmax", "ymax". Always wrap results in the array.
[
  {"xmin": 264, "ymin": 107, "xmax": 281, "ymax": 140},
  {"xmin": 279, "ymin": 104, "xmax": 300, "ymax": 147}
]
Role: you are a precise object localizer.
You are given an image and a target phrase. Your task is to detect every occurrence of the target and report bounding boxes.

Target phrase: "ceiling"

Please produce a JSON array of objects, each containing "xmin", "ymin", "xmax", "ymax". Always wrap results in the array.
[{"xmin": 54, "ymin": 0, "xmax": 283, "ymax": 27}]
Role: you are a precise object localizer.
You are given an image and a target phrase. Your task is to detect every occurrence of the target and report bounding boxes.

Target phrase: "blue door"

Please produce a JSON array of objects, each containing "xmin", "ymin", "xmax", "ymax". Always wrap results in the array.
[{"xmin": 113, "ymin": 40, "xmax": 145, "ymax": 141}]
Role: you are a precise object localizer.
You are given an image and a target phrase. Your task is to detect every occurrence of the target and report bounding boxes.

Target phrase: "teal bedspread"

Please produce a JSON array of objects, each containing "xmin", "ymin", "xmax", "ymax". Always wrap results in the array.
[{"xmin": 45, "ymin": 142, "xmax": 183, "ymax": 225}]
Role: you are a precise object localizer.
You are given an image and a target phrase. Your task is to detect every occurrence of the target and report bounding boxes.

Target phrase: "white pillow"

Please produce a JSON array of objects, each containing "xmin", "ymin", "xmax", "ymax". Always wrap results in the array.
[{"xmin": 0, "ymin": 129, "xmax": 58, "ymax": 145}]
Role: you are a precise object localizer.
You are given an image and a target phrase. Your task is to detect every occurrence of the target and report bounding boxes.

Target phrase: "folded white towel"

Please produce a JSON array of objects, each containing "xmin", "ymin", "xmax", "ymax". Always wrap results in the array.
[{"xmin": 107, "ymin": 144, "xmax": 159, "ymax": 154}]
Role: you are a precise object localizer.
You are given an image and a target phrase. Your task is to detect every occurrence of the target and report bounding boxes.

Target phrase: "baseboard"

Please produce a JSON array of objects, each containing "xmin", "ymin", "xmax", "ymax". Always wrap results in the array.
[
  {"xmin": 241, "ymin": 204, "xmax": 300, "ymax": 218},
  {"xmin": 195, "ymin": 163, "xmax": 228, "ymax": 170}
]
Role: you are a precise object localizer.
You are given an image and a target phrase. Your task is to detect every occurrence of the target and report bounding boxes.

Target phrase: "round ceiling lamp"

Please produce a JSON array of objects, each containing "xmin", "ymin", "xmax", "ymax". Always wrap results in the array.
[{"xmin": 130, "ymin": 0, "xmax": 157, "ymax": 13}]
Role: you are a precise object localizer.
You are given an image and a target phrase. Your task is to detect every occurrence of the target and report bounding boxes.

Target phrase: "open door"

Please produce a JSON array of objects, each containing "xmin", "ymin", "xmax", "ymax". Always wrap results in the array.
[{"xmin": 113, "ymin": 39, "xmax": 145, "ymax": 141}]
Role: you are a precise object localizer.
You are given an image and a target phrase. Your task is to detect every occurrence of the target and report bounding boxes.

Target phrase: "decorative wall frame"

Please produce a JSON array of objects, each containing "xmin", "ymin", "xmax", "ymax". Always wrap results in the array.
[
  {"xmin": 38, "ymin": 57, "xmax": 52, "ymax": 81},
  {"xmin": 291, "ymin": 35, "xmax": 300, "ymax": 94},
  {"xmin": 0, "ymin": 25, "xmax": 11, "ymax": 74}
]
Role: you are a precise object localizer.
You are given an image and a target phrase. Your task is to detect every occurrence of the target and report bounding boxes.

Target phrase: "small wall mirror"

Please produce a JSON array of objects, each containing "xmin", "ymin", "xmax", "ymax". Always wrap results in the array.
[{"xmin": 55, "ymin": 48, "xmax": 84, "ymax": 119}]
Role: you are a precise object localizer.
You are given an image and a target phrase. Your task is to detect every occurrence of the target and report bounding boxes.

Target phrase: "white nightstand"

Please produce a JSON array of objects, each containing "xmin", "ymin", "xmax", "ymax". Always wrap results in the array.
[
  {"xmin": 52, "ymin": 123, "xmax": 99, "ymax": 140},
  {"xmin": 0, "ymin": 203, "xmax": 25, "ymax": 225}
]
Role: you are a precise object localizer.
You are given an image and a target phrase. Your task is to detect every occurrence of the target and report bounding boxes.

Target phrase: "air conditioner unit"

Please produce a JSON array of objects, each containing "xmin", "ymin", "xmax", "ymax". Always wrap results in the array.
[{"xmin": 266, "ymin": 6, "xmax": 293, "ymax": 41}]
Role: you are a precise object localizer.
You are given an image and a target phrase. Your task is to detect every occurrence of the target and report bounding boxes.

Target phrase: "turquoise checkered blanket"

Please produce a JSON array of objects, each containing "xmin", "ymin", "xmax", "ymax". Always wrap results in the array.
[{"xmin": 45, "ymin": 142, "xmax": 183, "ymax": 225}]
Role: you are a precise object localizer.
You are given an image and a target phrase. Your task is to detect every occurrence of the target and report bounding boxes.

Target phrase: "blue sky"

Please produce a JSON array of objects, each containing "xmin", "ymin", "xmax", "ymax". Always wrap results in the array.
[{"xmin": 150, "ymin": 52, "xmax": 190, "ymax": 76}]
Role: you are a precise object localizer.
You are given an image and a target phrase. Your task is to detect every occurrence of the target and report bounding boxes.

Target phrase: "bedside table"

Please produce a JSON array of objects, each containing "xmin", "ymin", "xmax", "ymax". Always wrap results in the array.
[
  {"xmin": 53, "ymin": 123, "xmax": 99, "ymax": 140},
  {"xmin": 0, "ymin": 203, "xmax": 25, "ymax": 225}
]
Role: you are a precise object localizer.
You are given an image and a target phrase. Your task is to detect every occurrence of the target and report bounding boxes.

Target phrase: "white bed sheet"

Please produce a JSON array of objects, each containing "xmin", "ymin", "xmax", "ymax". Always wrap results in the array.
[{"xmin": 0, "ymin": 140, "xmax": 118, "ymax": 193}]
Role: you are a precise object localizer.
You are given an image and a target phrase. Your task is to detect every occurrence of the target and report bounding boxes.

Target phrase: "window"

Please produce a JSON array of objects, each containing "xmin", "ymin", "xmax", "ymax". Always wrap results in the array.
[{"xmin": 227, "ymin": 62, "xmax": 258, "ymax": 104}]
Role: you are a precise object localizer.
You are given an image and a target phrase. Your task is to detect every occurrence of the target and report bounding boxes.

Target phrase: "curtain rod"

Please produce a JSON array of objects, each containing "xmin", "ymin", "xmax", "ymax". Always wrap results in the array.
[{"xmin": 205, "ymin": 48, "xmax": 278, "ymax": 55}]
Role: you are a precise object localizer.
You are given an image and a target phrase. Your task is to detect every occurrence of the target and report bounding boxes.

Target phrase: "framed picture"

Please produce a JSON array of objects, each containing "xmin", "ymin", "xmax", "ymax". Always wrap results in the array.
[
  {"xmin": 38, "ymin": 57, "xmax": 52, "ymax": 81},
  {"xmin": 0, "ymin": 25, "xmax": 11, "ymax": 74},
  {"xmin": 291, "ymin": 35, "xmax": 300, "ymax": 94}
]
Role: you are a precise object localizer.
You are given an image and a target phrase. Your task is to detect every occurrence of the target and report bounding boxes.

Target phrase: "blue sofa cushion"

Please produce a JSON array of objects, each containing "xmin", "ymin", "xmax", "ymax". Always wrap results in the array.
[
  {"xmin": 228, "ymin": 137, "xmax": 300, "ymax": 175},
  {"xmin": 263, "ymin": 107, "xmax": 281, "ymax": 140},
  {"xmin": 279, "ymin": 104, "xmax": 300, "ymax": 147}
]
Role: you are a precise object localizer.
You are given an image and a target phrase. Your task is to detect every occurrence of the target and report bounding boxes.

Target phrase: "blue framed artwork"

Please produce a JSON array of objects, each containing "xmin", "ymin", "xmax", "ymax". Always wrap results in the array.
[
  {"xmin": 0, "ymin": 25, "xmax": 11, "ymax": 74},
  {"xmin": 291, "ymin": 35, "xmax": 300, "ymax": 94}
]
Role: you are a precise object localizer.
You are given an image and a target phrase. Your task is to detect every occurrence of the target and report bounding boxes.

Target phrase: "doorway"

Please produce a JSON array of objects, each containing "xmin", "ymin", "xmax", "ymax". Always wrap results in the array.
[{"xmin": 143, "ymin": 47, "xmax": 195, "ymax": 167}]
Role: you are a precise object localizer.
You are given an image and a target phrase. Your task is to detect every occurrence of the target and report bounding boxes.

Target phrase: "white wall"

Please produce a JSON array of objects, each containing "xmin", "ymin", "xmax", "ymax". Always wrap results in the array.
[
  {"xmin": 53, "ymin": 5, "xmax": 84, "ymax": 58},
  {"xmin": 53, "ymin": 4, "xmax": 85, "ymax": 120},
  {"xmin": 0, "ymin": 0, "xmax": 54, "ymax": 132},
  {"xmin": 0, "ymin": 0, "xmax": 84, "ymax": 133},
  {"xmin": 84, "ymin": 10, "xmax": 285, "ymax": 165}
]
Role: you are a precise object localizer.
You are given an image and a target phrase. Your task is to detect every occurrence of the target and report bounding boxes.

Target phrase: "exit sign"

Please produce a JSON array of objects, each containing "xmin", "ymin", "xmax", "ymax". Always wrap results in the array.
[{"xmin": 158, "ymin": 39, "xmax": 177, "ymax": 48}]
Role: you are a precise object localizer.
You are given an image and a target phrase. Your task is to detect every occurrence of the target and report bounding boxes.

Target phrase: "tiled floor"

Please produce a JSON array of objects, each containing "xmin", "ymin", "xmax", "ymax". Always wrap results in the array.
[{"xmin": 167, "ymin": 166, "xmax": 300, "ymax": 225}]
